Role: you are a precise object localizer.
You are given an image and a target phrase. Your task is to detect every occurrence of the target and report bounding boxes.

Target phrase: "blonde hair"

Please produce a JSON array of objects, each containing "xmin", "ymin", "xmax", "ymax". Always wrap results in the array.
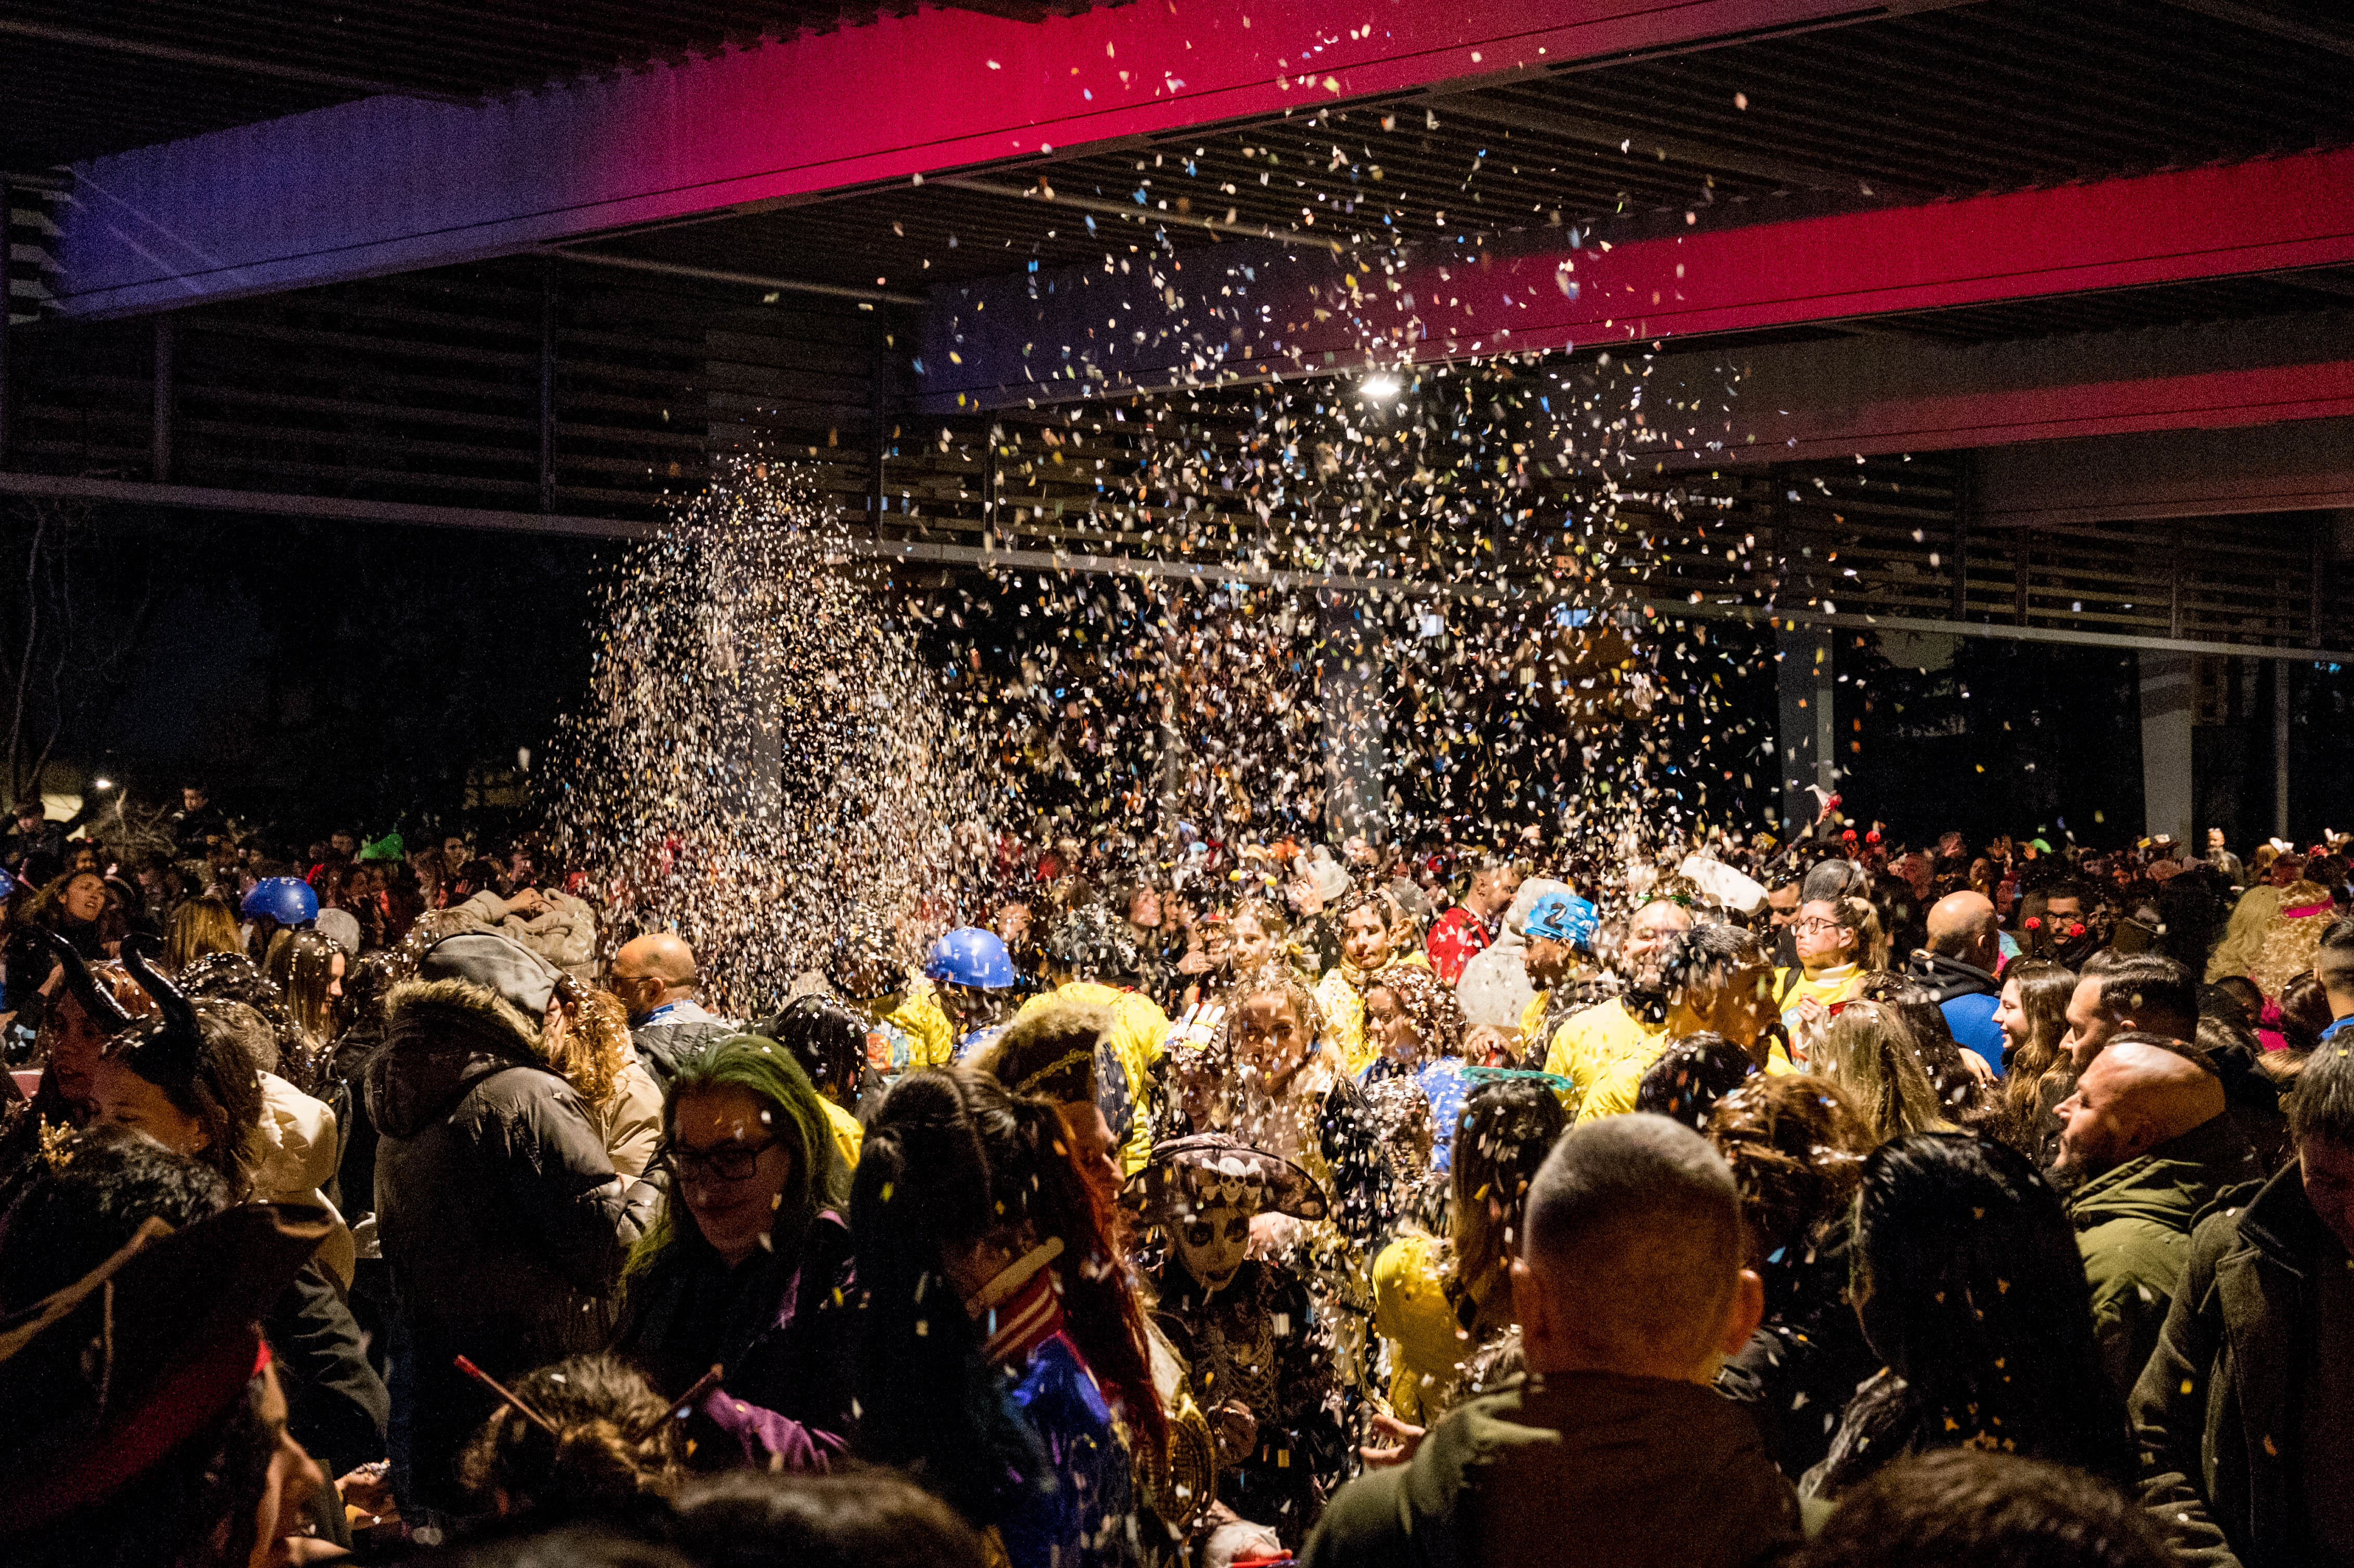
[
  {"xmin": 265, "ymin": 927, "xmax": 345, "ymax": 1049},
  {"xmin": 1812, "ymin": 1000, "xmax": 1954, "ymax": 1142},
  {"xmin": 1827, "ymin": 895, "xmax": 1889, "ymax": 972},
  {"xmin": 547, "ymin": 986, "xmax": 633, "ymax": 1105},
  {"xmin": 165, "ymin": 894, "xmax": 242, "ymax": 974}
]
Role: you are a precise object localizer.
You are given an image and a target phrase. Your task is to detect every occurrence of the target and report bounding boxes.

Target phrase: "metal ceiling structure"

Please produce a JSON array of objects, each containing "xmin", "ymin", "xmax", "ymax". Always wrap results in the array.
[
  {"xmin": 3, "ymin": 0, "xmax": 2352, "ymax": 837},
  {"xmin": 0, "ymin": 0, "xmax": 1123, "ymax": 172}
]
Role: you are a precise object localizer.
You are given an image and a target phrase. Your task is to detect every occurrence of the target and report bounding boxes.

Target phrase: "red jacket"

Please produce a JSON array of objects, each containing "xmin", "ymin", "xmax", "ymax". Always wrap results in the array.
[{"xmin": 1426, "ymin": 906, "xmax": 1494, "ymax": 985}]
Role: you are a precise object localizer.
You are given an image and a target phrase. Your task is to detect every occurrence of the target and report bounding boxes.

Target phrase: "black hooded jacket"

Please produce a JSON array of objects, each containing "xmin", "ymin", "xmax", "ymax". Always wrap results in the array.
[
  {"xmin": 365, "ymin": 975, "xmax": 660, "ymax": 1510},
  {"xmin": 1903, "ymin": 948, "xmax": 2000, "ymax": 1005}
]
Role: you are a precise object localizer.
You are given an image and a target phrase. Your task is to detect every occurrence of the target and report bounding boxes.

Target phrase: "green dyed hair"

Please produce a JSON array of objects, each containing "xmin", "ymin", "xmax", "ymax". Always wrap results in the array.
[{"xmin": 625, "ymin": 1034, "xmax": 846, "ymax": 1279}]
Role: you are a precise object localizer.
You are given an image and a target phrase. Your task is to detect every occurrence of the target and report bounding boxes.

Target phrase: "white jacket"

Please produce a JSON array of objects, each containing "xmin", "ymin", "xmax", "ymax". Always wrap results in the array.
[{"xmin": 253, "ymin": 1070, "xmax": 356, "ymax": 1286}]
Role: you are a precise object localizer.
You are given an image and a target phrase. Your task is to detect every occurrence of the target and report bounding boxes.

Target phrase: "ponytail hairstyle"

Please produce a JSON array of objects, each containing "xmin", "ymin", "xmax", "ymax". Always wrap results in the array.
[
  {"xmin": 1830, "ymin": 894, "xmax": 1889, "ymax": 972},
  {"xmin": 850, "ymin": 1067, "xmax": 1166, "ymax": 1526},
  {"xmin": 455, "ymin": 1354, "xmax": 683, "ymax": 1522}
]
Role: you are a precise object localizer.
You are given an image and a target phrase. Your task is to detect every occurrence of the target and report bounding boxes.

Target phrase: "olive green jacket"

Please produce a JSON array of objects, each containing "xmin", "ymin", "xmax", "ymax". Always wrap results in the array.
[
  {"xmin": 2067, "ymin": 1113, "xmax": 2266, "ymax": 1400},
  {"xmin": 2129, "ymin": 1163, "xmax": 2339, "ymax": 1568},
  {"xmin": 1300, "ymin": 1371, "xmax": 1800, "ymax": 1568}
]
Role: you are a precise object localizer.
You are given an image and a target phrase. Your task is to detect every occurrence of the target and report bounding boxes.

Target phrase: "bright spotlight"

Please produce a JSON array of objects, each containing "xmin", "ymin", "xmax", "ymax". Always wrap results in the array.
[
  {"xmin": 1360, "ymin": 374, "xmax": 1402, "ymax": 399},
  {"xmin": 92, "ymin": 776, "xmax": 114, "ymax": 791}
]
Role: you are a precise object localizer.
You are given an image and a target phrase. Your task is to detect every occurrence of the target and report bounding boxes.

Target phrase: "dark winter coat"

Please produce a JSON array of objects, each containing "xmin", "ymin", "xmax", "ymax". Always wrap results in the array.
[
  {"xmin": 365, "ymin": 975, "xmax": 658, "ymax": 1510},
  {"xmin": 614, "ymin": 1209, "xmax": 860, "ymax": 1472},
  {"xmin": 1717, "ymin": 1223, "xmax": 1882, "ymax": 1481},
  {"xmin": 265, "ymin": 1257, "xmax": 390, "ymax": 1478},
  {"xmin": 2130, "ymin": 1162, "xmax": 2345, "ymax": 1568},
  {"xmin": 1301, "ymin": 1371, "xmax": 1800, "ymax": 1568},
  {"xmin": 2067, "ymin": 1113, "xmax": 2265, "ymax": 1401}
]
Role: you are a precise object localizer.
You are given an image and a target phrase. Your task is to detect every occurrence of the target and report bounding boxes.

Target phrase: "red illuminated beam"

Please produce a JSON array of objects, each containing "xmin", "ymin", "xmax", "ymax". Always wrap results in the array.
[
  {"xmin": 917, "ymin": 144, "xmax": 2354, "ymax": 412},
  {"xmin": 56, "ymin": 0, "xmax": 1906, "ymax": 318},
  {"xmin": 1688, "ymin": 358, "xmax": 2354, "ymax": 468}
]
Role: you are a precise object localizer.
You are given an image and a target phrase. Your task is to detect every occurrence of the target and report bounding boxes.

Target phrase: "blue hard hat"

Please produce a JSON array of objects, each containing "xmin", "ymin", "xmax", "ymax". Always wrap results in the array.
[
  {"xmin": 241, "ymin": 876, "xmax": 318, "ymax": 927},
  {"xmin": 1523, "ymin": 892, "xmax": 1599, "ymax": 951},
  {"xmin": 925, "ymin": 927, "xmax": 1021, "ymax": 989}
]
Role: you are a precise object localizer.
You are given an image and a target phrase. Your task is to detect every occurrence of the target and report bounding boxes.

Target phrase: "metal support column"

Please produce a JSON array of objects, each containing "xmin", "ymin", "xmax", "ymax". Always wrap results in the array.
[
  {"xmin": 538, "ymin": 258, "xmax": 556, "ymax": 513},
  {"xmin": 151, "ymin": 317, "xmax": 175, "ymax": 482},
  {"xmin": 0, "ymin": 180, "xmax": 11, "ymax": 471},
  {"xmin": 1319, "ymin": 592, "xmax": 1387, "ymax": 843},
  {"xmin": 982, "ymin": 424, "xmax": 1001, "ymax": 548},
  {"xmin": 1775, "ymin": 621, "xmax": 1836, "ymax": 828},
  {"xmin": 2166, "ymin": 521, "xmax": 2183, "ymax": 638},
  {"xmin": 1950, "ymin": 450, "xmax": 1974, "ymax": 621}
]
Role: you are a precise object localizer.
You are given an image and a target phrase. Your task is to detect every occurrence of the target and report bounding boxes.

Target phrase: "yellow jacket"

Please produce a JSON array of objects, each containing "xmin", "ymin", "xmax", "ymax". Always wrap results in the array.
[
  {"xmin": 1774, "ymin": 964, "xmax": 1862, "ymax": 1032},
  {"xmin": 1574, "ymin": 1039, "xmax": 1800, "ymax": 1125},
  {"xmin": 1317, "ymin": 952, "xmax": 1434, "ymax": 1078},
  {"xmin": 1516, "ymin": 989, "xmax": 1550, "ymax": 1056},
  {"xmin": 818, "ymin": 1096, "xmax": 863, "ymax": 1173},
  {"xmin": 874, "ymin": 979, "xmax": 958, "ymax": 1072},
  {"xmin": 1371, "ymin": 1231, "xmax": 1466, "ymax": 1425}
]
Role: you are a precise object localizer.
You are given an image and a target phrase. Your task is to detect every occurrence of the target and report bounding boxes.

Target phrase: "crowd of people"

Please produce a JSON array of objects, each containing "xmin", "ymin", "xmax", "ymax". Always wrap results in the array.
[{"xmin": 2, "ymin": 782, "xmax": 2350, "ymax": 1568}]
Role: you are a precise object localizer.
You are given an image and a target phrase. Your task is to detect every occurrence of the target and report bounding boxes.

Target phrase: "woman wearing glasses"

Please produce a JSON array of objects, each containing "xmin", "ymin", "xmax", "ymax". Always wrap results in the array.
[
  {"xmin": 1778, "ymin": 896, "xmax": 1883, "ymax": 1055},
  {"xmin": 612, "ymin": 1037, "xmax": 858, "ymax": 1474}
]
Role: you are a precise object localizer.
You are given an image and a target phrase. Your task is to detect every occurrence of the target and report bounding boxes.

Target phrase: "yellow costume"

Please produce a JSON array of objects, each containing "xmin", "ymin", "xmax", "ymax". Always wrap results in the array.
[
  {"xmin": 1316, "ymin": 952, "xmax": 1434, "ymax": 1078},
  {"xmin": 1774, "ymin": 963, "xmax": 1863, "ymax": 1031},
  {"xmin": 1573, "ymin": 1039, "xmax": 1800, "ymax": 1126},
  {"xmin": 1515, "ymin": 989, "xmax": 1550, "ymax": 1058},
  {"xmin": 818, "ymin": 1096, "xmax": 863, "ymax": 1172},
  {"xmin": 868, "ymin": 977, "xmax": 957, "ymax": 1072},
  {"xmin": 1540, "ymin": 998, "xmax": 1669, "ymax": 1114},
  {"xmin": 1370, "ymin": 1231, "xmax": 1469, "ymax": 1425}
]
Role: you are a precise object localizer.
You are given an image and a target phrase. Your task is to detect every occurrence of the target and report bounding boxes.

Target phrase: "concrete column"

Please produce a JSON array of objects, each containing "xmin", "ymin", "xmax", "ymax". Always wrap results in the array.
[
  {"xmin": 1319, "ymin": 593, "xmax": 1385, "ymax": 843},
  {"xmin": 151, "ymin": 316, "xmax": 174, "ymax": 482},
  {"xmin": 1775, "ymin": 622, "xmax": 1836, "ymax": 827},
  {"xmin": 2275, "ymin": 659, "xmax": 2292, "ymax": 840},
  {"xmin": 2138, "ymin": 649, "xmax": 2195, "ymax": 844}
]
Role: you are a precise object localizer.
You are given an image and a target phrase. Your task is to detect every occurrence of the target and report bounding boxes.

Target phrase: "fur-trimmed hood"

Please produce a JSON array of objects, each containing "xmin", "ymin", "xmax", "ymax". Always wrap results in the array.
[{"xmin": 364, "ymin": 975, "xmax": 552, "ymax": 1141}]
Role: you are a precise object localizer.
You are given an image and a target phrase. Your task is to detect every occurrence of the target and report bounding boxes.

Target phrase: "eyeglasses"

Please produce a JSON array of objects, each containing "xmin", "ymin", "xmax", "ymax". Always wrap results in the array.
[
  {"xmin": 1792, "ymin": 918, "xmax": 1846, "ymax": 936},
  {"xmin": 663, "ymin": 1138, "xmax": 777, "ymax": 1183}
]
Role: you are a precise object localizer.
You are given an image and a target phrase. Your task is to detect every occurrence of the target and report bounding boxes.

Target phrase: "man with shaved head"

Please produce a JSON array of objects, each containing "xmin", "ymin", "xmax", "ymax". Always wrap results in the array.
[
  {"xmin": 1302, "ymin": 1115, "xmax": 1798, "ymax": 1568},
  {"xmin": 611, "ymin": 932, "xmax": 737, "ymax": 1085},
  {"xmin": 2055, "ymin": 1033, "xmax": 2264, "ymax": 1400},
  {"xmin": 1906, "ymin": 889, "xmax": 2007, "ymax": 1076}
]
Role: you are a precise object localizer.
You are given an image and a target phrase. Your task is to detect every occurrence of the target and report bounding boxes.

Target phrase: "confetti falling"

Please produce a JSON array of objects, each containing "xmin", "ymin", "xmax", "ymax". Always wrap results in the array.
[{"xmin": 548, "ymin": 459, "xmax": 987, "ymax": 1011}]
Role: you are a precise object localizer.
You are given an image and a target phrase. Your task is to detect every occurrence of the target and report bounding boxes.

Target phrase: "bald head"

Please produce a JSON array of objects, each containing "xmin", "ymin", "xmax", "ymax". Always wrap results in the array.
[
  {"xmin": 610, "ymin": 933, "xmax": 700, "ymax": 1022},
  {"xmin": 1514, "ymin": 1113, "xmax": 1758, "ymax": 1383},
  {"xmin": 1924, "ymin": 891, "xmax": 1998, "ymax": 971},
  {"xmin": 2054, "ymin": 1035, "xmax": 2227, "ymax": 1184}
]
